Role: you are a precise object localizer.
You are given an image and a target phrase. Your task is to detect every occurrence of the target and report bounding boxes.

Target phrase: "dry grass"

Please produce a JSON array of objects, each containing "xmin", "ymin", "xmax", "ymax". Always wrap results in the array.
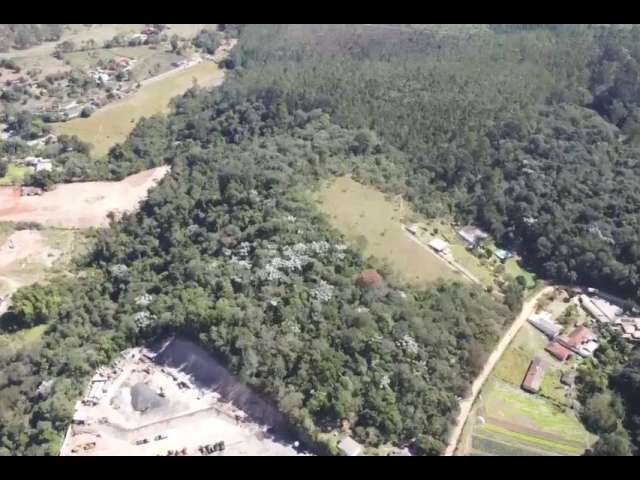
[{"xmin": 316, "ymin": 176, "xmax": 462, "ymax": 285}]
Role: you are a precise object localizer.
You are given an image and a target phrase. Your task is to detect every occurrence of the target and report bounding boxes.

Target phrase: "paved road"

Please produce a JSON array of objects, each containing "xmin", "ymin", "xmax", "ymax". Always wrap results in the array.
[{"xmin": 443, "ymin": 285, "xmax": 555, "ymax": 456}]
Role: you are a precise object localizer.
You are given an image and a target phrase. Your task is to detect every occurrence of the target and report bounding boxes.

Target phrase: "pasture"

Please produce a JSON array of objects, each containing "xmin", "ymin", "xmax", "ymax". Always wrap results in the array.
[{"xmin": 316, "ymin": 176, "xmax": 463, "ymax": 285}]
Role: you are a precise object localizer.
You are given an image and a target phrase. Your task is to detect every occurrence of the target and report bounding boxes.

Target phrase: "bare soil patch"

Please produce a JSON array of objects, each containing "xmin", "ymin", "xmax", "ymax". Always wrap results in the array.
[{"xmin": 0, "ymin": 166, "xmax": 170, "ymax": 229}]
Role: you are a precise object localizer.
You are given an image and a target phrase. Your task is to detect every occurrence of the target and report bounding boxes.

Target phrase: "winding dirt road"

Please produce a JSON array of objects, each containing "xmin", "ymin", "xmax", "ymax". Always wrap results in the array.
[{"xmin": 443, "ymin": 285, "xmax": 555, "ymax": 456}]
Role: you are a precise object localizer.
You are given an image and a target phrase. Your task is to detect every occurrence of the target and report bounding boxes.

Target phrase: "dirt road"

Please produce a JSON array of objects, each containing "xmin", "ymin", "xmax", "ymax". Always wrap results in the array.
[
  {"xmin": 401, "ymin": 225, "xmax": 481, "ymax": 285},
  {"xmin": 443, "ymin": 285, "xmax": 555, "ymax": 456}
]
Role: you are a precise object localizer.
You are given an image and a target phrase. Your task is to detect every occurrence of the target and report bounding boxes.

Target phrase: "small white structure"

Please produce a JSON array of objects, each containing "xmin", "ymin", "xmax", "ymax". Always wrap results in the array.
[
  {"xmin": 34, "ymin": 159, "xmax": 53, "ymax": 172},
  {"xmin": 338, "ymin": 436, "xmax": 363, "ymax": 456},
  {"xmin": 406, "ymin": 224, "xmax": 419, "ymax": 235},
  {"xmin": 428, "ymin": 238, "xmax": 450, "ymax": 254}
]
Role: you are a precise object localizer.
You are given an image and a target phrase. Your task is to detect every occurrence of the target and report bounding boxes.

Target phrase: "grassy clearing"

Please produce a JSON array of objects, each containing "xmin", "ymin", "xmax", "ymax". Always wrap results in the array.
[
  {"xmin": 53, "ymin": 61, "xmax": 222, "ymax": 157},
  {"xmin": 505, "ymin": 257, "xmax": 536, "ymax": 288},
  {"xmin": 0, "ymin": 164, "xmax": 31, "ymax": 186},
  {"xmin": 62, "ymin": 48, "xmax": 120, "ymax": 68},
  {"xmin": 316, "ymin": 176, "xmax": 462, "ymax": 285}
]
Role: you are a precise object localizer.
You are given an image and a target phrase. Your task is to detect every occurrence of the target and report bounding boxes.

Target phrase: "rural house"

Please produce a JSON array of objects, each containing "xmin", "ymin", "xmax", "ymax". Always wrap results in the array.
[
  {"xmin": 545, "ymin": 341, "xmax": 573, "ymax": 362},
  {"xmin": 557, "ymin": 326, "xmax": 599, "ymax": 358},
  {"xmin": 457, "ymin": 226, "xmax": 489, "ymax": 248},
  {"xmin": 337, "ymin": 436, "xmax": 363, "ymax": 456},
  {"xmin": 522, "ymin": 357, "xmax": 545, "ymax": 394},
  {"xmin": 527, "ymin": 311, "xmax": 561, "ymax": 339}
]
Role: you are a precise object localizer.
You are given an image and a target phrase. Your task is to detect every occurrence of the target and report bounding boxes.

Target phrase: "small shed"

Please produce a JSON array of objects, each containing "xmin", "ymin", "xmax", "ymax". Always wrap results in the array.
[
  {"xmin": 494, "ymin": 248, "xmax": 513, "ymax": 261},
  {"xmin": 428, "ymin": 237, "xmax": 450, "ymax": 254},
  {"xmin": 337, "ymin": 436, "xmax": 363, "ymax": 456},
  {"xmin": 522, "ymin": 357, "xmax": 545, "ymax": 394}
]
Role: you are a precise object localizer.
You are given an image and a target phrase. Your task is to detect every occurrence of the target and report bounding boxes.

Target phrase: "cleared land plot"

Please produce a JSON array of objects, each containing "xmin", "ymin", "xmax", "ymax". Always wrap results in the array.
[
  {"xmin": 471, "ymin": 379, "xmax": 592, "ymax": 456},
  {"xmin": 316, "ymin": 176, "xmax": 463, "ymax": 285},
  {"xmin": 0, "ymin": 228, "xmax": 89, "ymax": 295},
  {"xmin": 53, "ymin": 61, "xmax": 223, "ymax": 156},
  {"xmin": 0, "ymin": 166, "xmax": 170, "ymax": 229},
  {"xmin": 0, "ymin": 164, "xmax": 32, "ymax": 186},
  {"xmin": 61, "ymin": 339, "xmax": 308, "ymax": 456}
]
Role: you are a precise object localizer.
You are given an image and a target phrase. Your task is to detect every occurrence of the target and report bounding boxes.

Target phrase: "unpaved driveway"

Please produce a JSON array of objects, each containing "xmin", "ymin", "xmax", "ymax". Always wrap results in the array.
[{"xmin": 443, "ymin": 285, "xmax": 555, "ymax": 456}]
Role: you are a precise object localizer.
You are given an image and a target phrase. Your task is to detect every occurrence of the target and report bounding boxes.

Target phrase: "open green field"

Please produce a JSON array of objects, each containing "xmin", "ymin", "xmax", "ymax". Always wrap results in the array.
[
  {"xmin": 316, "ymin": 176, "xmax": 463, "ymax": 285},
  {"xmin": 53, "ymin": 61, "xmax": 223, "ymax": 157},
  {"xmin": 505, "ymin": 257, "xmax": 537, "ymax": 288},
  {"xmin": 0, "ymin": 164, "xmax": 31, "ymax": 186}
]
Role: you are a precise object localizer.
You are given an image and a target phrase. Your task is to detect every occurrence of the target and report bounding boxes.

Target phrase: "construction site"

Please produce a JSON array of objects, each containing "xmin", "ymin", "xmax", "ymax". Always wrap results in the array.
[{"xmin": 60, "ymin": 337, "xmax": 309, "ymax": 456}]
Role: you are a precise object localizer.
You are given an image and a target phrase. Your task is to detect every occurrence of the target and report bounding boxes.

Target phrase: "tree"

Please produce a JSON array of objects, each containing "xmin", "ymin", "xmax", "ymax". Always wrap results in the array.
[
  {"xmin": 170, "ymin": 34, "xmax": 180, "ymax": 53},
  {"xmin": 0, "ymin": 160, "xmax": 7, "ymax": 178},
  {"xmin": 585, "ymin": 429, "xmax": 633, "ymax": 456},
  {"xmin": 582, "ymin": 391, "xmax": 624, "ymax": 434}
]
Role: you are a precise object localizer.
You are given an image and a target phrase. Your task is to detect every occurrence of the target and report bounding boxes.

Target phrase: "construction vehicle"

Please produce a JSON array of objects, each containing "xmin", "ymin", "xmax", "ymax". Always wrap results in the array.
[
  {"xmin": 135, "ymin": 438, "xmax": 150, "ymax": 445},
  {"xmin": 154, "ymin": 434, "xmax": 167, "ymax": 441}
]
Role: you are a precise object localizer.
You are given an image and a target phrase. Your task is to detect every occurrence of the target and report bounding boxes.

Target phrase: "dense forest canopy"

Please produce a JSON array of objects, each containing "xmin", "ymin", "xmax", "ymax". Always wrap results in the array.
[{"xmin": 3, "ymin": 24, "xmax": 640, "ymax": 456}]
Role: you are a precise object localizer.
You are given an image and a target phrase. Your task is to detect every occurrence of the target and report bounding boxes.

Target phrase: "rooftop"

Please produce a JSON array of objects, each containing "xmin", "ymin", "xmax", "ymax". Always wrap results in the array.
[{"xmin": 337, "ymin": 436, "xmax": 363, "ymax": 456}]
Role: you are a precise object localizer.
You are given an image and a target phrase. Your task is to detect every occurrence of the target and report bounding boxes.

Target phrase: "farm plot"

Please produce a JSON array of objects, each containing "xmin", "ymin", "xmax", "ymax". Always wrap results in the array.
[
  {"xmin": 316, "ymin": 176, "xmax": 463, "ymax": 285},
  {"xmin": 53, "ymin": 61, "xmax": 223, "ymax": 156},
  {"xmin": 470, "ymin": 379, "xmax": 592, "ymax": 456}
]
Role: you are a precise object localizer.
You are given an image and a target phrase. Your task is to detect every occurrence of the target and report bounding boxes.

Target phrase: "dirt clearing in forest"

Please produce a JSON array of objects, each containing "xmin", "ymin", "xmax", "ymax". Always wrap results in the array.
[{"xmin": 0, "ymin": 166, "xmax": 170, "ymax": 229}]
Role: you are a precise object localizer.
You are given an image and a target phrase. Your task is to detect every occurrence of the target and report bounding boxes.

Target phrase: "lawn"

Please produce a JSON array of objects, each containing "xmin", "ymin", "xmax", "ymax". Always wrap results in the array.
[
  {"xmin": 505, "ymin": 257, "xmax": 536, "ymax": 288},
  {"xmin": 316, "ymin": 176, "xmax": 463, "ymax": 285},
  {"xmin": 0, "ymin": 164, "xmax": 32, "ymax": 186},
  {"xmin": 53, "ymin": 61, "xmax": 223, "ymax": 157}
]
